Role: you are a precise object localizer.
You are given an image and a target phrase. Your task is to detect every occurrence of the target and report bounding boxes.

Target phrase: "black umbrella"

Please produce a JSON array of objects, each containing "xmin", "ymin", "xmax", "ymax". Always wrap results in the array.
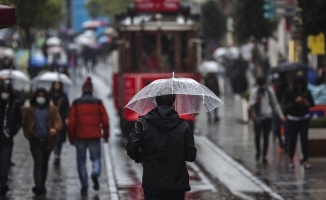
[{"xmin": 269, "ymin": 62, "xmax": 307, "ymax": 74}]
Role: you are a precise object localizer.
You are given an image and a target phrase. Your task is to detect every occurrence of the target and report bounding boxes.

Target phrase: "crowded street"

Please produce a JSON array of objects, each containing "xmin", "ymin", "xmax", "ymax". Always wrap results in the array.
[
  {"xmin": 0, "ymin": 63, "xmax": 323, "ymax": 200},
  {"xmin": 1, "ymin": 0, "xmax": 326, "ymax": 199}
]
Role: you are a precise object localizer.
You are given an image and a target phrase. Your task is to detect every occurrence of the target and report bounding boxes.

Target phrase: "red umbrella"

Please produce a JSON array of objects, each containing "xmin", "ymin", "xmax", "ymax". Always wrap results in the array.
[{"xmin": 82, "ymin": 20, "xmax": 108, "ymax": 29}]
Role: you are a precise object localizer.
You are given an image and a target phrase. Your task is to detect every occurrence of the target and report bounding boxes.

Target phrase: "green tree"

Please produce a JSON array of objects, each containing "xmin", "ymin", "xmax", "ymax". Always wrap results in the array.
[
  {"xmin": 297, "ymin": 0, "xmax": 326, "ymax": 36},
  {"xmin": 233, "ymin": 0, "xmax": 276, "ymax": 44},
  {"xmin": 201, "ymin": 1, "xmax": 227, "ymax": 43},
  {"xmin": 1, "ymin": 0, "xmax": 64, "ymax": 49},
  {"xmin": 85, "ymin": 0, "xmax": 134, "ymax": 18}
]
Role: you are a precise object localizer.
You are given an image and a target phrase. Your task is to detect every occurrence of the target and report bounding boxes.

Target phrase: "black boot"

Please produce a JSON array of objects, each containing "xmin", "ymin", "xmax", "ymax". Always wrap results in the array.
[
  {"xmin": 54, "ymin": 158, "xmax": 60, "ymax": 167},
  {"xmin": 92, "ymin": 175, "xmax": 100, "ymax": 191}
]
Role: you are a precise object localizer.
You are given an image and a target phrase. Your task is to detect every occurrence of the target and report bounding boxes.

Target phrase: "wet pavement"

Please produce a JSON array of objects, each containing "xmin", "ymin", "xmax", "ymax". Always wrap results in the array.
[
  {"xmin": 5, "ymin": 63, "xmax": 326, "ymax": 200},
  {"xmin": 196, "ymin": 82, "xmax": 326, "ymax": 200},
  {"xmin": 6, "ymin": 131, "xmax": 110, "ymax": 200}
]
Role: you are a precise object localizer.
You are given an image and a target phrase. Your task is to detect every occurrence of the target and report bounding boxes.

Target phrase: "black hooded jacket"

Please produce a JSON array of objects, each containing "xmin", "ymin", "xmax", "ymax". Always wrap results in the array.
[
  {"xmin": 0, "ymin": 82, "xmax": 22, "ymax": 140},
  {"xmin": 126, "ymin": 106, "xmax": 197, "ymax": 191},
  {"xmin": 283, "ymin": 76, "xmax": 315, "ymax": 117}
]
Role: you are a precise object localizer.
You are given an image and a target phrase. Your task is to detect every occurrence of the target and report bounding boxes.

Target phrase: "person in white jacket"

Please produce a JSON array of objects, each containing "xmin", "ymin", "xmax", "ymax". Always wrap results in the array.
[{"xmin": 249, "ymin": 76, "xmax": 285, "ymax": 164}]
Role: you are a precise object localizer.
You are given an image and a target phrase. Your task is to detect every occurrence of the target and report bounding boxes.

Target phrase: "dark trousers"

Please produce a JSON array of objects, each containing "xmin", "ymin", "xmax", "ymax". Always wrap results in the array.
[
  {"xmin": 143, "ymin": 185, "xmax": 185, "ymax": 200},
  {"xmin": 53, "ymin": 143, "xmax": 63, "ymax": 157},
  {"xmin": 30, "ymin": 138, "xmax": 51, "ymax": 189},
  {"xmin": 254, "ymin": 118, "xmax": 272, "ymax": 158},
  {"xmin": 288, "ymin": 118, "xmax": 310, "ymax": 162},
  {"xmin": 0, "ymin": 139, "xmax": 13, "ymax": 186},
  {"xmin": 272, "ymin": 115, "xmax": 284, "ymax": 148}
]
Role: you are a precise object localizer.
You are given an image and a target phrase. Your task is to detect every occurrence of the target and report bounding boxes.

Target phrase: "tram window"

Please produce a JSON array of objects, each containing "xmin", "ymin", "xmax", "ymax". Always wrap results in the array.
[
  {"xmin": 181, "ymin": 33, "xmax": 188, "ymax": 71},
  {"xmin": 143, "ymin": 35, "xmax": 159, "ymax": 72},
  {"xmin": 161, "ymin": 34, "xmax": 175, "ymax": 72}
]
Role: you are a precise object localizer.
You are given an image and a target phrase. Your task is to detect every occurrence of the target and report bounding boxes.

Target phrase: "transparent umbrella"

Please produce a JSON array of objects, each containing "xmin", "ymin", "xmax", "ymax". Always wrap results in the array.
[{"xmin": 125, "ymin": 74, "xmax": 224, "ymax": 115}]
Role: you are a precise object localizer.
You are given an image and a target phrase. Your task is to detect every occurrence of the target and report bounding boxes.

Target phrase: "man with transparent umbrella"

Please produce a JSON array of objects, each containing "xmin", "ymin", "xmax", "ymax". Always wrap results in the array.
[{"xmin": 126, "ymin": 94, "xmax": 197, "ymax": 199}]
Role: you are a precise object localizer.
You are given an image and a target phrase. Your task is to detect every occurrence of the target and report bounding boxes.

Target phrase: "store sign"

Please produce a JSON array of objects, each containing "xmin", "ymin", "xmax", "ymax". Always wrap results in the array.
[
  {"xmin": 308, "ymin": 33, "xmax": 325, "ymax": 55},
  {"xmin": 136, "ymin": 0, "xmax": 180, "ymax": 12}
]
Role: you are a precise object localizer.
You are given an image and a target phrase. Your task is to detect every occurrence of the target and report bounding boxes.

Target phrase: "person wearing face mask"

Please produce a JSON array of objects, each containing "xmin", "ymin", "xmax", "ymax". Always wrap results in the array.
[
  {"xmin": 48, "ymin": 81, "xmax": 69, "ymax": 166},
  {"xmin": 249, "ymin": 76, "xmax": 285, "ymax": 164},
  {"xmin": 0, "ymin": 81, "xmax": 22, "ymax": 196},
  {"xmin": 22, "ymin": 88, "xmax": 62, "ymax": 196}
]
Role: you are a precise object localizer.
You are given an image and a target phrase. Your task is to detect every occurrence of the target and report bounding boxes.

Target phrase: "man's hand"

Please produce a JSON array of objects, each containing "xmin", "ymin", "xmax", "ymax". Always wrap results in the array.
[
  {"xmin": 49, "ymin": 128, "xmax": 57, "ymax": 136},
  {"xmin": 295, "ymin": 96, "xmax": 304, "ymax": 104},
  {"xmin": 280, "ymin": 115, "xmax": 286, "ymax": 122}
]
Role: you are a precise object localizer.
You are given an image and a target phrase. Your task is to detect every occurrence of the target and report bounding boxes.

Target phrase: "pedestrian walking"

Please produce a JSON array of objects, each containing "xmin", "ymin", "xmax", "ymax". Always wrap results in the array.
[
  {"xmin": 22, "ymin": 88, "xmax": 62, "ymax": 195},
  {"xmin": 49, "ymin": 81, "xmax": 70, "ymax": 166},
  {"xmin": 67, "ymin": 77, "xmax": 109, "ymax": 196},
  {"xmin": 126, "ymin": 94, "xmax": 197, "ymax": 200},
  {"xmin": 204, "ymin": 73, "xmax": 220, "ymax": 122},
  {"xmin": 283, "ymin": 76, "xmax": 315, "ymax": 169},
  {"xmin": 231, "ymin": 67, "xmax": 248, "ymax": 100},
  {"xmin": 249, "ymin": 76, "xmax": 285, "ymax": 164},
  {"xmin": 0, "ymin": 81, "xmax": 22, "ymax": 196}
]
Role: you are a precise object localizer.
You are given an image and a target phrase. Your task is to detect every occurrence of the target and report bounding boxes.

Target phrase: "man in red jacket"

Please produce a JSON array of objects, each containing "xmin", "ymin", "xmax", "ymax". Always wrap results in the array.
[{"xmin": 67, "ymin": 77, "xmax": 109, "ymax": 196}]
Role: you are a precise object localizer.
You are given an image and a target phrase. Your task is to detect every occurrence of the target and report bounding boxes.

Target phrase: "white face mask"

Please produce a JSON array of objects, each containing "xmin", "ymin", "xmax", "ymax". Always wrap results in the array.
[
  {"xmin": 36, "ymin": 97, "xmax": 46, "ymax": 105},
  {"xmin": 1, "ymin": 93, "xmax": 9, "ymax": 100}
]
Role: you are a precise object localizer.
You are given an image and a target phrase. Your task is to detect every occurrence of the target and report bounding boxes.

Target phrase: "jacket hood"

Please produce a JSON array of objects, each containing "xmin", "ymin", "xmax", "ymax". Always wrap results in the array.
[
  {"xmin": 30, "ymin": 88, "xmax": 50, "ymax": 107},
  {"xmin": 144, "ymin": 106, "xmax": 184, "ymax": 132}
]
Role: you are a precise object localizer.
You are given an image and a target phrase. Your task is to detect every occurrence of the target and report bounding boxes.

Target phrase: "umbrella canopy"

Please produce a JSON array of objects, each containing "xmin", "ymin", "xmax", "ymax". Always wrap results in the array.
[
  {"xmin": 199, "ymin": 61, "xmax": 225, "ymax": 73},
  {"xmin": 32, "ymin": 72, "xmax": 72, "ymax": 86},
  {"xmin": 125, "ymin": 75, "xmax": 224, "ymax": 115},
  {"xmin": 0, "ymin": 69, "xmax": 30, "ymax": 82},
  {"xmin": 228, "ymin": 47, "xmax": 240, "ymax": 59},
  {"xmin": 3, "ymin": 48, "xmax": 14, "ymax": 58},
  {"xmin": 30, "ymin": 53, "xmax": 47, "ymax": 67},
  {"xmin": 213, "ymin": 48, "xmax": 228, "ymax": 59},
  {"xmin": 46, "ymin": 37, "xmax": 61, "ymax": 46},
  {"xmin": 270, "ymin": 62, "xmax": 307, "ymax": 74},
  {"xmin": 47, "ymin": 46, "xmax": 64, "ymax": 54},
  {"xmin": 0, "ymin": 69, "xmax": 30, "ymax": 91}
]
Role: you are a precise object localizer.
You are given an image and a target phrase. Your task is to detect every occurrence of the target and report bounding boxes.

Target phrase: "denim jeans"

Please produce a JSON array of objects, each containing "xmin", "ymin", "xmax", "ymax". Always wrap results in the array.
[
  {"xmin": 53, "ymin": 143, "xmax": 62, "ymax": 157},
  {"xmin": 30, "ymin": 138, "xmax": 51, "ymax": 189},
  {"xmin": 76, "ymin": 139, "xmax": 101, "ymax": 187},
  {"xmin": 0, "ymin": 139, "xmax": 13, "ymax": 186}
]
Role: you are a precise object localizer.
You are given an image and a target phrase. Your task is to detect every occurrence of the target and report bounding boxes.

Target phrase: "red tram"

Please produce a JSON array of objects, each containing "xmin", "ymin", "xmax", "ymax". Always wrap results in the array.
[{"xmin": 112, "ymin": 0, "xmax": 202, "ymax": 137}]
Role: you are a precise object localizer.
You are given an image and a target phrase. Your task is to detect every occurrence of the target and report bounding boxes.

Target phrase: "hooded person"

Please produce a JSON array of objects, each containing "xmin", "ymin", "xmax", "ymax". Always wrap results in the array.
[
  {"xmin": 0, "ymin": 81, "xmax": 22, "ymax": 196},
  {"xmin": 67, "ymin": 77, "xmax": 109, "ymax": 196},
  {"xmin": 283, "ymin": 76, "xmax": 315, "ymax": 169},
  {"xmin": 22, "ymin": 88, "xmax": 62, "ymax": 196},
  {"xmin": 126, "ymin": 94, "xmax": 197, "ymax": 200},
  {"xmin": 48, "ymin": 81, "xmax": 70, "ymax": 166}
]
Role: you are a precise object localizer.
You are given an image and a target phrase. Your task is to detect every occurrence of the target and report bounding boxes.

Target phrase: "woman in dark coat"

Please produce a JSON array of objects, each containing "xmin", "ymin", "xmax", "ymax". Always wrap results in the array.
[{"xmin": 49, "ymin": 81, "xmax": 69, "ymax": 166}]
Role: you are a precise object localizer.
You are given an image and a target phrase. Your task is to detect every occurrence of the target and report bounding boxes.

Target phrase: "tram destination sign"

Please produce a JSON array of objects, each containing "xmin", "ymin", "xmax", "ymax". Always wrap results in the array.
[{"xmin": 136, "ymin": 0, "xmax": 180, "ymax": 12}]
